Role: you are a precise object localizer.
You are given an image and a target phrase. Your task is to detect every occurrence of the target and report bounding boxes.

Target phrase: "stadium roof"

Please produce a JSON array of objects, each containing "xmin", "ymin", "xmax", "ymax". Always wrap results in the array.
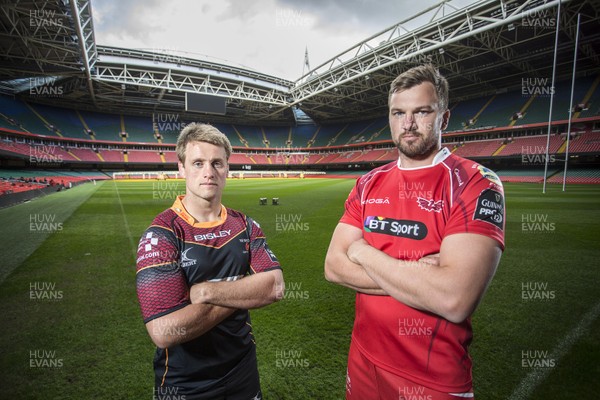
[{"xmin": 0, "ymin": 0, "xmax": 598, "ymax": 125}]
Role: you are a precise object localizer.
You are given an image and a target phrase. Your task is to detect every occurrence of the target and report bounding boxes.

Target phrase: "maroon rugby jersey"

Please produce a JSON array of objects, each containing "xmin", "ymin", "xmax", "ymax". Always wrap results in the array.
[
  {"xmin": 340, "ymin": 147, "xmax": 505, "ymax": 392},
  {"xmin": 136, "ymin": 196, "xmax": 280, "ymax": 393}
]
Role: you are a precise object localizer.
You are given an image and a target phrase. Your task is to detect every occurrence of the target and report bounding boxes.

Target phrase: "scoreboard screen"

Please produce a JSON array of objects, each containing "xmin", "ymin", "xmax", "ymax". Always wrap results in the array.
[{"xmin": 185, "ymin": 93, "xmax": 227, "ymax": 115}]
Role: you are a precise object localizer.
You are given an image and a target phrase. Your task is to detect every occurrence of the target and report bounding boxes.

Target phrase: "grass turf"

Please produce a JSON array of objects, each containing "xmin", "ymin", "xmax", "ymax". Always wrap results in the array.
[{"xmin": 0, "ymin": 179, "xmax": 598, "ymax": 399}]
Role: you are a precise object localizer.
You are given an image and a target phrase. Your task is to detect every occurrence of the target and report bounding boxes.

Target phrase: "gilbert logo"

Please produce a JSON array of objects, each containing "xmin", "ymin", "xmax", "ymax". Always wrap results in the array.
[{"xmin": 181, "ymin": 248, "xmax": 197, "ymax": 268}]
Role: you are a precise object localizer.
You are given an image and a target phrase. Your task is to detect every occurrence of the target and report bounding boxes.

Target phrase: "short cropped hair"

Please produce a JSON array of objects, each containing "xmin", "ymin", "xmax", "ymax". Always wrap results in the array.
[
  {"xmin": 176, "ymin": 123, "xmax": 232, "ymax": 163},
  {"xmin": 389, "ymin": 64, "xmax": 449, "ymax": 111}
]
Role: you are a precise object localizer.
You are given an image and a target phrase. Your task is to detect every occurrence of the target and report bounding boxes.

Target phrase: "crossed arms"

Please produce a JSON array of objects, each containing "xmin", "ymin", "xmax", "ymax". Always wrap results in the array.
[
  {"xmin": 146, "ymin": 269, "xmax": 284, "ymax": 348},
  {"xmin": 324, "ymin": 223, "xmax": 502, "ymax": 324}
]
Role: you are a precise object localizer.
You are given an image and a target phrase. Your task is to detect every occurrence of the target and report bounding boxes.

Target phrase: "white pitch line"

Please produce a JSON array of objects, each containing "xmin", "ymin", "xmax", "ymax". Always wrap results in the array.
[
  {"xmin": 113, "ymin": 180, "xmax": 137, "ymax": 260},
  {"xmin": 508, "ymin": 301, "xmax": 600, "ymax": 400}
]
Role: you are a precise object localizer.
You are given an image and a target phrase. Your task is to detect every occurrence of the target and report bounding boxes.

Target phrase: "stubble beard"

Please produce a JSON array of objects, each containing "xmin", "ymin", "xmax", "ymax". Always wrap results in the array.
[{"xmin": 395, "ymin": 131, "xmax": 440, "ymax": 160}]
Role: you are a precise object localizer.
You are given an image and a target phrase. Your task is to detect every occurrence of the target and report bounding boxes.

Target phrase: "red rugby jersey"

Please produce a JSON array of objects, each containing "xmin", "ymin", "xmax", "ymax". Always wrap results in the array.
[{"xmin": 340, "ymin": 147, "xmax": 505, "ymax": 392}]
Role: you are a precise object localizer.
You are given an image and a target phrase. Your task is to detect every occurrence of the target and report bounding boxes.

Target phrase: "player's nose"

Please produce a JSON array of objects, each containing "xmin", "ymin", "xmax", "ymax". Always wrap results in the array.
[{"xmin": 402, "ymin": 113, "xmax": 416, "ymax": 131}]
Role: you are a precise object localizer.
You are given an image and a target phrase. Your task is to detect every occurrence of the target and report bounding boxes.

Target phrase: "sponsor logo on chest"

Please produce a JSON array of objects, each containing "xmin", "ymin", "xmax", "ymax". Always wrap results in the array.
[
  {"xmin": 416, "ymin": 197, "xmax": 443, "ymax": 213},
  {"xmin": 194, "ymin": 230, "xmax": 231, "ymax": 242},
  {"xmin": 361, "ymin": 197, "xmax": 390, "ymax": 205},
  {"xmin": 364, "ymin": 216, "xmax": 428, "ymax": 240}
]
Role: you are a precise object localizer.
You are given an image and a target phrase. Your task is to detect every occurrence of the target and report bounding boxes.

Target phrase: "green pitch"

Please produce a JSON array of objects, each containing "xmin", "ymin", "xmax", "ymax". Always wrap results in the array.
[{"xmin": 0, "ymin": 179, "xmax": 598, "ymax": 399}]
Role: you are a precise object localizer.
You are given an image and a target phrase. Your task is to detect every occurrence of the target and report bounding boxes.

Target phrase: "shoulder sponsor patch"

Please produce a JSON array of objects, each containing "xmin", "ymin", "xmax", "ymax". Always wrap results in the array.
[
  {"xmin": 475, "ymin": 165, "xmax": 502, "ymax": 186},
  {"xmin": 473, "ymin": 189, "xmax": 504, "ymax": 229},
  {"xmin": 364, "ymin": 216, "xmax": 428, "ymax": 240}
]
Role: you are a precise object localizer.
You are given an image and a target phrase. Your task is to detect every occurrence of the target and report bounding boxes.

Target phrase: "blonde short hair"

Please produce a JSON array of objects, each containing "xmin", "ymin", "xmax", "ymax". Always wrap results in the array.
[{"xmin": 176, "ymin": 123, "xmax": 232, "ymax": 163}]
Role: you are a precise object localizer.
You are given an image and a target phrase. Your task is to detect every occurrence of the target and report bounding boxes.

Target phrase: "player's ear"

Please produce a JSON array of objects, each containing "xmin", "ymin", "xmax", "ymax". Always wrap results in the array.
[
  {"xmin": 441, "ymin": 109, "xmax": 450, "ymax": 131},
  {"xmin": 177, "ymin": 161, "xmax": 186, "ymax": 178}
]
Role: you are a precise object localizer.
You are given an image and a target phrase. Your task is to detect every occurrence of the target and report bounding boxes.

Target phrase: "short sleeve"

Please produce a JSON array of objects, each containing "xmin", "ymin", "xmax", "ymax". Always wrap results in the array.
[
  {"xmin": 339, "ymin": 178, "xmax": 363, "ymax": 229},
  {"xmin": 136, "ymin": 226, "xmax": 190, "ymax": 323},
  {"xmin": 246, "ymin": 217, "xmax": 281, "ymax": 274},
  {"xmin": 444, "ymin": 169, "xmax": 505, "ymax": 250}
]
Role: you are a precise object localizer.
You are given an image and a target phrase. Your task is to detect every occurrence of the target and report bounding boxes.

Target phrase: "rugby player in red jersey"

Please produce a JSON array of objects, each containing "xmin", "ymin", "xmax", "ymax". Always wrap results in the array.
[
  {"xmin": 136, "ymin": 123, "xmax": 284, "ymax": 400},
  {"xmin": 325, "ymin": 65, "xmax": 505, "ymax": 399}
]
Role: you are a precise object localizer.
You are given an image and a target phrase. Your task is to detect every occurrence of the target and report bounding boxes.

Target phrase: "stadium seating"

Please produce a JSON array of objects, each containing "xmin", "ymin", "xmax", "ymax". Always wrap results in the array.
[
  {"xmin": 495, "ymin": 169, "xmax": 558, "ymax": 183},
  {"xmin": 451, "ymin": 139, "xmax": 504, "ymax": 158},
  {"xmin": 248, "ymin": 154, "xmax": 270, "ymax": 164},
  {"xmin": 447, "ymin": 97, "xmax": 490, "ymax": 131},
  {"xmin": 0, "ymin": 169, "xmax": 110, "ymax": 196},
  {"xmin": 546, "ymin": 168, "xmax": 600, "ymax": 184},
  {"xmin": 496, "ymin": 135, "xmax": 563, "ymax": 156},
  {"xmin": 576, "ymin": 76, "xmax": 600, "ymax": 119},
  {"xmin": 101, "ymin": 150, "xmax": 125, "ymax": 163},
  {"xmin": 311, "ymin": 124, "xmax": 349, "ymax": 147},
  {"xmin": 127, "ymin": 150, "xmax": 163, "ymax": 163},
  {"xmin": 264, "ymin": 126, "xmax": 290, "ymax": 148},
  {"xmin": 78, "ymin": 110, "xmax": 122, "ymax": 141},
  {"xmin": 0, "ymin": 140, "xmax": 32, "ymax": 156},
  {"xmin": 233, "ymin": 125, "xmax": 264, "ymax": 148},
  {"xmin": 0, "ymin": 95, "xmax": 54, "ymax": 135},
  {"xmin": 565, "ymin": 130, "xmax": 600, "ymax": 153},
  {"xmin": 68, "ymin": 148, "xmax": 102, "ymax": 162},
  {"xmin": 29, "ymin": 103, "xmax": 89, "ymax": 140},
  {"xmin": 123, "ymin": 115, "xmax": 154, "ymax": 143},
  {"xmin": 2, "ymin": 75, "xmax": 599, "ymax": 149},
  {"xmin": 295, "ymin": 125, "xmax": 320, "ymax": 147},
  {"xmin": 474, "ymin": 93, "xmax": 519, "ymax": 128},
  {"xmin": 1, "ymin": 77, "xmax": 599, "ymax": 176}
]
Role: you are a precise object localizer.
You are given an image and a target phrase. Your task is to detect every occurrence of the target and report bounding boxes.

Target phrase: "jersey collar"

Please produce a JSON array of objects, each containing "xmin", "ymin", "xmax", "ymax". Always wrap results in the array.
[
  {"xmin": 171, "ymin": 195, "xmax": 227, "ymax": 228},
  {"xmin": 396, "ymin": 147, "xmax": 451, "ymax": 170}
]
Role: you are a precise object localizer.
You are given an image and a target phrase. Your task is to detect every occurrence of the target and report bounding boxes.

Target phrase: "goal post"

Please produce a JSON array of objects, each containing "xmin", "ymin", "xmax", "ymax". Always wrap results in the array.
[
  {"xmin": 112, "ymin": 170, "xmax": 325, "ymax": 180},
  {"xmin": 229, "ymin": 171, "xmax": 325, "ymax": 179},
  {"xmin": 112, "ymin": 171, "xmax": 181, "ymax": 180}
]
